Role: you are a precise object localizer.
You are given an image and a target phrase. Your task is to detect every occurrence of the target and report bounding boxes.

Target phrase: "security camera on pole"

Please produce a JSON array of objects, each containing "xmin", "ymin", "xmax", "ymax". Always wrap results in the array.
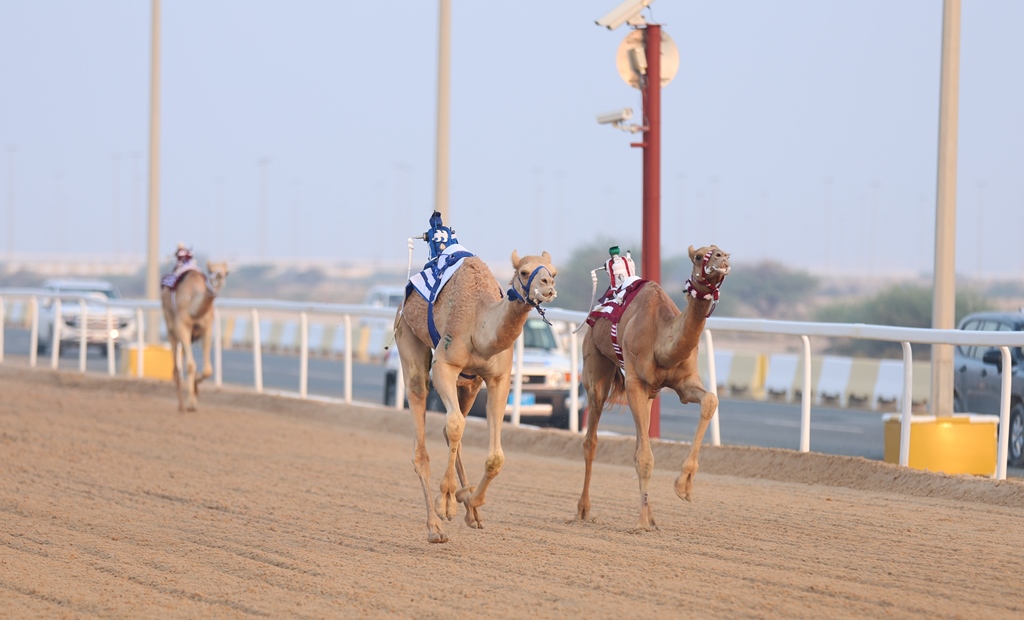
[{"xmin": 595, "ymin": 0, "xmax": 679, "ymax": 438}]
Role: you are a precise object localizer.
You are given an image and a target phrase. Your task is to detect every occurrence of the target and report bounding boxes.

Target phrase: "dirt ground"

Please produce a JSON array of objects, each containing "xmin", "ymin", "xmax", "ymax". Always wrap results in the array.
[{"xmin": 2, "ymin": 366, "xmax": 1023, "ymax": 619}]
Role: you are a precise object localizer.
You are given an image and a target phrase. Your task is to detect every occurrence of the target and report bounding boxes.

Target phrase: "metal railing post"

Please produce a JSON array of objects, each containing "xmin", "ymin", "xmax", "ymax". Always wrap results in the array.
[
  {"xmin": 106, "ymin": 308, "xmax": 115, "ymax": 376},
  {"xmin": 799, "ymin": 335, "xmax": 812, "ymax": 452},
  {"xmin": 299, "ymin": 312, "xmax": 308, "ymax": 399},
  {"xmin": 343, "ymin": 314, "xmax": 352, "ymax": 403},
  {"xmin": 213, "ymin": 309, "xmax": 222, "ymax": 387},
  {"xmin": 51, "ymin": 298, "xmax": 62, "ymax": 369},
  {"xmin": 898, "ymin": 342, "xmax": 914, "ymax": 467},
  {"xmin": 511, "ymin": 333, "xmax": 524, "ymax": 427},
  {"xmin": 0, "ymin": 295, "xmax": 5, "ymax": 365},
  {"xmin": 135, "ymin": 308, "xmax": 145, "ymax": 377},
  {"xmin": 704, "ymin": 329, "xmax": 721, "ymax": 446},
  {"xmin": 996, "ymin": 346, "xmax": 1011, "ymax": 480},
  {"xmin": 569, "ymin": 325, "xmax": 580, "ymax": 433},
  {"xmin": 29, "ymin": 297, "xmax": 38, "ymax": 368},
  {"xmin": 79, "ymin": 300, "xmax": 88, "ymax": 373},
  {"xmin": 252, "ymin": 308, "xmax": 263, "ymax": 393}
]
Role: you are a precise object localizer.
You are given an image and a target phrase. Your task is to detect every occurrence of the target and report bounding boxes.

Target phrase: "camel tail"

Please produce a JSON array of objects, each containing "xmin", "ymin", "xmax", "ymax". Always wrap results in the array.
[{"xmin": 606, "ymin": 368, "xmax": 627, "ymax": 405}]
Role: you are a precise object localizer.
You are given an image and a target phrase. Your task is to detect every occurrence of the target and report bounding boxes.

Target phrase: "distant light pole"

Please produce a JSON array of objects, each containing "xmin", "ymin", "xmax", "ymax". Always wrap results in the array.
[
  {"xmin": 145, "ymin": 0, "xmax": 162, "ymax": 343},
  {"xmin": 433, "ymin": 0, "xmax": 451, "ymax": 224},
  {"xmin": 931, "ymin": 0, "xmax": 961, "ymax": 416}
]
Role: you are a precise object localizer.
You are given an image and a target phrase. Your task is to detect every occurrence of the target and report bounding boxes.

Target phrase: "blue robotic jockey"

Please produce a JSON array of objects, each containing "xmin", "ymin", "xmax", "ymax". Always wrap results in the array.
[{"xmin": 424, "ymin": 210, "xmax": 459, "ymax": 260}]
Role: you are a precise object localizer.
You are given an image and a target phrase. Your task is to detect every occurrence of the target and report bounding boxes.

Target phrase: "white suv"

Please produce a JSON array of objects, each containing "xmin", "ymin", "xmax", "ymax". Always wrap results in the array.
[
  {"xmin": 383, "ymin": 316, "xmax": 578, "ymax": 429},
  {"xmin": 37, "ymin": 279, "xmax": 138, "ymax": 355}
]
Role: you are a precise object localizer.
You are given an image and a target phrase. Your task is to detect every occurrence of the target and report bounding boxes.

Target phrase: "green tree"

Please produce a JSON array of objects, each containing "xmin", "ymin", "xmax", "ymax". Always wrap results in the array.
[{"xmin": 816, "ymin": 285, "xmax": 994, "ymax": 358}]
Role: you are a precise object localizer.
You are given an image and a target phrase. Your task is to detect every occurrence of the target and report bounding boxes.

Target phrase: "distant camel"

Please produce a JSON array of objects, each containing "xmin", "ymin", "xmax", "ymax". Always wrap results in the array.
[
  {"xmin": 577, "ymin": 245, "xmax": 730, "ymax": 530},
  {"xmin": 161, "ymin": 261, "xmax": 229, "ymax": 412},
  {"xmin": 395, "ymin": 250, "xmax": 557, "ymax": 543}
]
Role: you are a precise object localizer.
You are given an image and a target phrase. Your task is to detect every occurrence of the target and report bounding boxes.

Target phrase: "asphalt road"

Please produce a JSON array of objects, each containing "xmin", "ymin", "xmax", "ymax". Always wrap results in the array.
[{"xmin": 5, "ymin": 326, "xmax": 1020, "ymax": 476}]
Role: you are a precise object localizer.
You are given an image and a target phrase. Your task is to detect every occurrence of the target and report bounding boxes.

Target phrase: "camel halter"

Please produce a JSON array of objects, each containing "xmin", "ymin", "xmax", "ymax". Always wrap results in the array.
[
  {"xmin": 506, "ymin": 264, "xmax": 554, "ymax": 325},
  {"xmin": 684, "ymin": 249, "xmax": 725, "ymax": 318}
]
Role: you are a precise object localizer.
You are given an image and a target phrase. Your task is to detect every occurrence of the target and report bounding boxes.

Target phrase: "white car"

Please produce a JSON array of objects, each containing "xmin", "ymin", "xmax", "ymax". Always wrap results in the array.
[
  {"xmin": 383, "ymin": 316, "xmax": 579, "ymax": 429},
  {"xmin": 37, "ymin": 279, "xmax": 138, "ymax": 355}
]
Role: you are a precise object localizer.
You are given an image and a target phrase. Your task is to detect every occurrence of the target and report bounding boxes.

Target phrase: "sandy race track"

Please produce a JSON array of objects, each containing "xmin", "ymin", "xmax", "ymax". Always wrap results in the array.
[{"xmin": 1, "ymin": 365, "xmax": 1023, "ymax": 619}]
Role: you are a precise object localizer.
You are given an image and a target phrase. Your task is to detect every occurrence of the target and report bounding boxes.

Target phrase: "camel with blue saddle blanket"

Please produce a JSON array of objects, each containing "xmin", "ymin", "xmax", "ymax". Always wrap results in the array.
[
  {"xmin": 161, "ymin": 260, "xmax": 229, "ymax": 412},
  {"xmin": 577, "ymin": 244, "xmax": 730, "ymax": 531},
  {"xmin": 394, "ymin": 248, "xmax": 557, "ymax": 544}
]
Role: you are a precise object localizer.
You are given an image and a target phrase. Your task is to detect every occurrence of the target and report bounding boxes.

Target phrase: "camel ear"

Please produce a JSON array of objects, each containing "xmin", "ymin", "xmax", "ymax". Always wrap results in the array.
[
  {"xmin": 542, "ymin": 251, "xmax": 551, "ymax": 263},
  {"xmin": 511, "ymin": 250, "xmax": 520, "ymax": 266},
  {"xmin": 206, "ymin": 260, "xmax": 213, "ymax": 272},
  {"xmin": 688, "ymin": 245, "xmax": 698, "ymax": 262}
]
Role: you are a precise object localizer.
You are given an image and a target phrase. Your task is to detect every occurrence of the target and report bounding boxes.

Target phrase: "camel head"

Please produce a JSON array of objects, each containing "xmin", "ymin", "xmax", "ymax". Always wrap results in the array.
[
  {"xmin": 685, "ymin": 245, "xmax": 730, "ymax": 304},
  {"xmin": 688, "ymin": 245, "xmax": 730, "ymax": 284},
  {"xmin": 509, "ymin": 250, "xmax": 558, "ymax": 307},
  {"xmin": 206, "ymin": 261, "xmax": 230, "ymax": 294}
]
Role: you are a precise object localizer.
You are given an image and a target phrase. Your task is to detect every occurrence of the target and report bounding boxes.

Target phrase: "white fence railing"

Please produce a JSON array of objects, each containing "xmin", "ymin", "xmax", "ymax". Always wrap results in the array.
[{"xmin": 3, "ymin": 289, "xmax": 1024, "ymax": 480}]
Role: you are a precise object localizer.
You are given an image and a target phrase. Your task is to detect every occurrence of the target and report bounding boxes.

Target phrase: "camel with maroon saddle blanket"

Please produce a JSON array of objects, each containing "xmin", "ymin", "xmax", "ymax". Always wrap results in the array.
[
  {"xmin": 161, "ymin": 261, "xmax": 229, "ymax": 412},
  {"xmin": 577, "ymin": 245, "xmax": 730, "ymax": 530}
]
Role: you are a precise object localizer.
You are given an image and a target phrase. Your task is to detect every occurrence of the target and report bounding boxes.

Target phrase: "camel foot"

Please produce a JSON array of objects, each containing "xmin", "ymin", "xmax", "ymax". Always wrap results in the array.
[
  {"xmin": 427, "ymin": 528, "xmax": 448, "ymax": 544},
  {"xmin": 576, "ymin": 505, "xmax": 593, "ymax": 522},
  {"xmin": 674, "ymin": 473, "xmax": 694, "ymax": 502},
  {"xmin": 637, "ymin": 515, "xmax": 659, "ymax": 532},
  {"xmin": 434, "ymin": 490, "xmax": 458, "ymax": 521},
  {"xmin": 455, "ymin": 487, "xmax": 483, "ymax": 529}
]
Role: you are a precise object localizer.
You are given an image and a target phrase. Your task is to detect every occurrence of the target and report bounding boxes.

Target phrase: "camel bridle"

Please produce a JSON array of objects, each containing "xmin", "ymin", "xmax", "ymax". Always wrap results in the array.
[
  {"xmin": 507, "ymin": 264, "xmax": 555, "ymax": 324},
  {"xmin": 684, "ymin": 249, "xmax": 727, "ymax": 318}
]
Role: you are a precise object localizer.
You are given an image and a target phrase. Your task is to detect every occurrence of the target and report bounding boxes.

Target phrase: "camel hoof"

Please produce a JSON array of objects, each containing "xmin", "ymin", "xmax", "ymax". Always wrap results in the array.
[
  {"xmin": 464, "ymin": 506, "xmax": 483, "ymax": 529},
  {"xmin": 435, "ymin": 492, "xmax": 458, "ymax": 521},
  {"xmin": 674, "ymin": 474, "xmax": 693, "ymax": 502},
  {"xmin": 427, "ymin": 530, "xmax": 449, "ymax": 544}
]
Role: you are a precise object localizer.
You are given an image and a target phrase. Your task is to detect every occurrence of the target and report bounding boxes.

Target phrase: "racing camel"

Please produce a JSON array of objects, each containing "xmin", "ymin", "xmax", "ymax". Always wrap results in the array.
[
  {"xmin": 577, "ymin": 245, "xmax": 730, "ymax": 530},
  {"xmin": 394, "ymin": 250, "xmax": 557, "ymax": 543},
  {"xmin": 161, "ymin": 261, "xmax": 229, "ymax": 412}
]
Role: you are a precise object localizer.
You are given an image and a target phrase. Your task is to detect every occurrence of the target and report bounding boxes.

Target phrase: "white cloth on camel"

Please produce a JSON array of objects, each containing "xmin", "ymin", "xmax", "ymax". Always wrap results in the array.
[
  {"xmin": 408, "ymin": 244, "xmax": 473, "ymax": 302},
  {"xmin": 590, "ymin": 274, "xmax": 643, "ymax": 315}
]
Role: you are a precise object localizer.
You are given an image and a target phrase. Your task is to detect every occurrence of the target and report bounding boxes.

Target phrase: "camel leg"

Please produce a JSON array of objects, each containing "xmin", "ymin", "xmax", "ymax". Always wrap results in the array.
[
  {"xmin": 454, "ymin": 372, "xmax": 509, "ymax": 530},
  {"xmin": 674, "ymin": 382, "xmax": 718, "ymax": 502},
  {"xmin": 430, "ymin": 362, "xmax": 469, "ymax": 524},
  {"xmin": 397, "ymin": 330, "xmax": 448, "ymax": 543},
  {"xmin": 177, "ymin": 326, "xmax": 198, "ymax": 412},
  {"xmin": 448, "ymin": 379, "xmax": 483, "ymax": 489},
  {"xmin": 576, "ymin": 352, "xmax": 616, "ymax": 521},
  {"xmin": 625, "ymin": 378, "xmax": 658, "ymax": 531},
  {"xmin": 167, "ymin": 330, "xmax": 184, "ymax": 412}
]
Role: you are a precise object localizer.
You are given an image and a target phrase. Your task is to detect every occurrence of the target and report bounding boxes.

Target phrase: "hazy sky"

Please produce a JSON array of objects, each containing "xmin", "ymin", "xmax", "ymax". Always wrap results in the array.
[{"xmin": 2, "ymin": 1, "xmax": 1022, "ymax": 279}]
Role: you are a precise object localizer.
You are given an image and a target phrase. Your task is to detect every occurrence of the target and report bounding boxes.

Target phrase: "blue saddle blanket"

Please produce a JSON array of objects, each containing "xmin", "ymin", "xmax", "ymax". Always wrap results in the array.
[
  {"xmin": 406, "ymin": 244, "xmax": 475, "ymax": 348},
  {"xmin": 407, "ymin": 244, "xmax": 474, "ymax": 303}
]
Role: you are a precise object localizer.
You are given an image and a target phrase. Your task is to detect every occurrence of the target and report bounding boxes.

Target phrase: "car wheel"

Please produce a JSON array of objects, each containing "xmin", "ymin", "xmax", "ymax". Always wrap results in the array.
[
  {"xmin": 1008, "ymin": 401, "xmax": 1024, "ymax": 468},
  {"xmin": 383, "ymin": 370, "xmax": 397, "ymax": 406}
]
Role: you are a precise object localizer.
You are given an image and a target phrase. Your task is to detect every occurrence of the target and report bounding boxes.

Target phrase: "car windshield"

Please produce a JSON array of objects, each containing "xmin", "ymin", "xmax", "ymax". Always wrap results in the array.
[
  {"xmin": 58, "ymin": 286, "xmax": 119, "ymax": 300},
  {"xmin": 522, "ymin": 318, "xmax": 556, "ymax": 351}
]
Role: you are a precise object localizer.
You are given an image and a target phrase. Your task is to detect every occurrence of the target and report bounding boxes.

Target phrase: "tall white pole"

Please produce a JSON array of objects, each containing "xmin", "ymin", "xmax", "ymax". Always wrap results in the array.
[
  {"xmin": 930, "ymin": 0, "xmax": 960, "ymax": 415},
  {"xmin": 433, "ymin": 0, "xmax": 451, "ymax": 223},
  {"xmin": 145, "ymin": 0, "xmax": 162, "ymax": 343}
]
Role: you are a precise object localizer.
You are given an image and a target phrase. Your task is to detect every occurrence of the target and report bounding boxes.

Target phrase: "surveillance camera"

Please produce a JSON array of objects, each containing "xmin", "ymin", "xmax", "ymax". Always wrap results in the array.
[
  {"xmin": 596, "ymin": 108, "xmax": 633, "ymax": 125},
  {"xmin": 596, "ymin": 0, "xmax": 656, "ymax": 31}
]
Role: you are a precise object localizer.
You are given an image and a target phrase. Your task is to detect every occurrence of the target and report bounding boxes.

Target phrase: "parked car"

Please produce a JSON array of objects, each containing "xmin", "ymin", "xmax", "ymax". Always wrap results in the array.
[
  {"xmin": 37, "ymin": 279, "xmax": 138, "ymax": 355},
  {"xmin": 952, "ymin": 310, "xmax": 1024, "ymax": 467},
  {"xmin": 382, "ymin": 316, "xmax": 579, "ymax": 429}
]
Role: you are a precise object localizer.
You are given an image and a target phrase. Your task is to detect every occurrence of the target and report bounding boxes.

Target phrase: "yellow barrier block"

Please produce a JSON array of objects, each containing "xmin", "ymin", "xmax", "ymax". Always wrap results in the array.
[
  {"xmin": 120, "ymin": 344, "xmax": 175, "ymax": 381},
  {"xmin": 883, "ymin": 414, "xmax": 998, "ymax": 476}
]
